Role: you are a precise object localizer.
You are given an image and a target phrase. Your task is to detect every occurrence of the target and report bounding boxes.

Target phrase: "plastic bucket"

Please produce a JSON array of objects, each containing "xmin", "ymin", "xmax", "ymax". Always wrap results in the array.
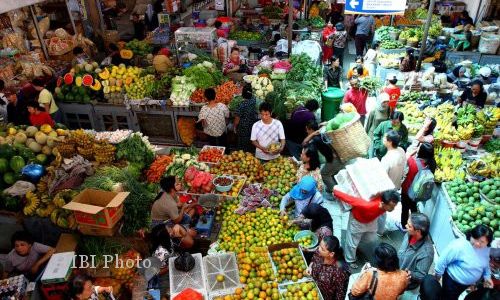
[{"xmin": 321, "ymin": 87, "xmax": 344, "ymax": 122}]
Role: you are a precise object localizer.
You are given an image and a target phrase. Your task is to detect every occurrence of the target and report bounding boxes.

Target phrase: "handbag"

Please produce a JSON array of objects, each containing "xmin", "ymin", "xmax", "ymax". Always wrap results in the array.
[{"xmin": 348, "ymin": 270, "xmax": 378, "ymax": 300}]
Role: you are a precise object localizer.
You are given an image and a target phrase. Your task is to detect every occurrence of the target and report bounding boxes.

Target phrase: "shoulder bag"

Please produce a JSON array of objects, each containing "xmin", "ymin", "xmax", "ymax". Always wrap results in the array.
[{"xmin": 348, "ymin": 270, "xmax": 379, "ymax": 300}]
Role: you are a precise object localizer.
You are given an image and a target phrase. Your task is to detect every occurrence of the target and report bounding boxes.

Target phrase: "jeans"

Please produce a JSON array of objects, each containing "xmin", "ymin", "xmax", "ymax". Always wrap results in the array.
[
  {"xmin": 355, "ymin": 34, "xmax": 368, "ymax": 56},
  {"xmin": 442, "ymin": 270, "xmax": 469, "ymax": 300},
  {"xmin": 401, "ymin": 191, "xmax": 417, "ymax": 227}
]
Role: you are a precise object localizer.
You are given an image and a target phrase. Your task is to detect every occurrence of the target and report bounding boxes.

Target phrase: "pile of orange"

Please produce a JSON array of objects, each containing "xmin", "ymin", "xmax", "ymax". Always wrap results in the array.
[{"xmin": 271, "ymin": 248, "xmax": 308, "ymax": 283}]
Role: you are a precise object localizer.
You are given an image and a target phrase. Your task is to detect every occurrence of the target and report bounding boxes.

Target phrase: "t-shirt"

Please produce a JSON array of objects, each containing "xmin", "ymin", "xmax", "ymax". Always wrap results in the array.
[
  {"xmin": 355, "ymin": 15, "xmax": 374, "ymax": 35},
  {"xmin": 381, "ymin": 147, "xmax": 406, "ymax": 190},
  {"xmin": 151, "ymin": 193, "xmax": 180, "ymax": 221},
  {"xmin": 460, "ymin": 88, "xmax": 487, "ymax": 108},
  {"xmin": 344, "ymin": 88, "xmax": 368, "ymax": 116},
  {"xmin": 198, "ymin": 103, "xmax": 229, "ymax": 137},
  {"xmin": 364, "ymin": 49, "xmax": 377, "ymax": 65},
  {"xmin": 4, "ymin": 242, "xmax": 51, "ymax": 273},
  {"xmin": 384, "ymin": 86, "xmax": 401, "ymax": 109},
  {"xmin": 29, "ymin": 112, "xmax": 55, "ymax": 127},
  {"xmin": 38, "ymin": 89, "xmax": 58, "ymax": 114},
  {"xmin": 251, "ymin": 119, "xmax": 285, "ymax": 160}
]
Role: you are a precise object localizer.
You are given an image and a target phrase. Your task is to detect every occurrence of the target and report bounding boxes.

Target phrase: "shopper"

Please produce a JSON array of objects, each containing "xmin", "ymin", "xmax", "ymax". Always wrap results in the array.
[
  {"xmin": 400, "ymin": 48, "xmax": 416, "ymax": 73},
  {"xmin": 343, "ymin": 76, "xmax": 368, "ymax": 124},
  {"xmin": 144, "ymin": 0, "xmax": 162, "ymax": 31},
  {"xmin": 398, "ymin": 213, "xmax": 434, "ymax": 291},
  {"xmin": 332, "ymin": 23, "xmax": 347, "ymax": 66},
  {"xmin": 303, "ymin": 121, "xmax": 336, "ymax": 193},
  {"xmin": 280, "ymin": 176, "xmax": 323, "ymax": 218},
  {"xmin": 32, "ymin": 78, "xmax": 61, "ymax": 123},
  {"xmin": 308, "ymin": 236, "xmax": 350, "ymax": 300},
  {"xmin": 364, "ymin": 43, "xmax": 380, "ymax": 77},
  {"xmin": 435, "ymin": 225, "xmax": 494, "ymax": 300},
  {"xmin": 233, "ymin": 83, "xmax": 258, "ymax": 153},
  {"xmin": 27, "ymin": 102, "xmax": 55, "ymax": 127},
  {"xmin": 381, "ymin": 130, "xmax": 406, "ymax": 189},
  {"xmin": 383, "ymin": 74, "xmax": 401, "ymax": 114},
  {"xmin": 6, "ymin": 92, "xmax": 29, "ymax": 126},
  {"xmin": 347, "ymin": 57, "xmax": 370, "ymax": 79},
  {"xmin": 457, "ymin": 80, "xmax": 488, "ymax": 108},
  {"xmin": 354, "ymin": 14, "xmax": 375, "ymax": 56},
  {"xmin": 71, "ymin": 46, "xmax": 88, "ymax": 66},
  {"xmin": 131, "ymin": 13, "xmax": 146, "ymax": 40},
  {"xmin": 333, "ymin": 188, "xmax": 400, "ymax": 269},
  {"xmin": 415, "ymin": 117, "xmax": 437, "ymax": 145},
  {"xmin": 251, "ymin": 102, "xmax": 285, "ymax": 161},
  {"xmin": 350, "ymin": 243, "xmax": 409, "ymax": 299},
  {"xmin": 3, "ymin": 231, "xmax": 55, "ymax": 279},
  {"xmin": 324, "ymin": 56, "xmax": 343, "ymax": 89},
  {"xmin": 198, "ymin": 88, "xmax": 229, "ymax": 147},
  {"xmin": 286, "ymin": 99, "xmax": 319, "ymax": 159},
  {"xmin": 372, "ymin": 111, "xmax": 409, "ymax": 159},
  {"xmin": 151, "ymin": 176, "xmax": 196, "ymax": 228},
  {"xmin": 214, "ymin": 20, "xmax": 228, "ymax": 39},
  {"xmin": 322, "ymin": 21, "xmax": 335, "ymax": 63},
  {"xmin": 400, "ymin": 142, "xmax": 436, "ymax": 228},
  {"xmin": 365, "ymin": 93, "xmax": 390, "ymax": 139},
  {"xmin": 68, "ymin": 274, "xmax": 113, "ymax": 300},
  {"xmin": 300, "ymin": 203, "xmax": 333, "ymax": 242},
  {"xmin": 297, "ymin": 144, "xmax": 324, "ymax": 192}
]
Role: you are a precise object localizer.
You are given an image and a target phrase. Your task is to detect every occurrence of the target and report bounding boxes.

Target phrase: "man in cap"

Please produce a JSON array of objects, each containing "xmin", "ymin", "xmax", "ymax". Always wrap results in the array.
[{"xmin": 280, "ymin": 176, "xmax": 324, "ymax": 218}]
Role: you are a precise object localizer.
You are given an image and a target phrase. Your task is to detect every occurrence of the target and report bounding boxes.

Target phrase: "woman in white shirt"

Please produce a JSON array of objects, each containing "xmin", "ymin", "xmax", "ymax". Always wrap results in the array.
[
  {"xmin": 363, "ymin": 42, "xmax": 379, "ymax": 77},
  {"xmin": 197, "ymin": 88, "xmax": 229, "ymax": 147}
]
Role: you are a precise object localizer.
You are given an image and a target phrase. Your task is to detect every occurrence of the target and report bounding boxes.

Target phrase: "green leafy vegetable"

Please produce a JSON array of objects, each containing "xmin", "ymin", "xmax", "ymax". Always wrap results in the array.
[
  {"xmin": 116, "ymin": 133, "xmax": 155, "ymax": 170},
  {"xmin": 484, "ymin": 139, "xmax": 500, "ymax": 153}
]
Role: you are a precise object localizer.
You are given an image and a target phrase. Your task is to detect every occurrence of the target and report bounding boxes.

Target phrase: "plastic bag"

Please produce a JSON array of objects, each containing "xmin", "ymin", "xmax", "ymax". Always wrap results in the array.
[
  {"xmin": 4, "ymin": 181, "xmax": 36, "ymax": 197},
  {"xmin": 478, "ymin": 34, "xmax": 500, "ymax": 54}
]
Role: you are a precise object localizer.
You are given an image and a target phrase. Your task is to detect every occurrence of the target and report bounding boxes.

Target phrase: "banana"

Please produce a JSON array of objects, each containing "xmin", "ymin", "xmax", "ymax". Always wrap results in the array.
[{"xmin": 23, "ymin": 191, "xmax": 40, "ymax": 216}]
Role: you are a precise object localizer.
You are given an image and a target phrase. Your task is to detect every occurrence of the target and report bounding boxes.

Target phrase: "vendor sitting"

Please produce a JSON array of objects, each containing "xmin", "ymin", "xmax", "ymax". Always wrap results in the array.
[
  {"xmin": 2, "ymin": 231, "xmax": 55, "ymax": 280},
  {"xmin": 280, "ymin": 176, "xmax": 324, "ymax": 218},
  {"xmin": 151, "ymin": 176, "xmax": 197, "ymax": 228},
  {"xmin": 457, "ymin": 80, "xmax": 488, "ymax": 108}
]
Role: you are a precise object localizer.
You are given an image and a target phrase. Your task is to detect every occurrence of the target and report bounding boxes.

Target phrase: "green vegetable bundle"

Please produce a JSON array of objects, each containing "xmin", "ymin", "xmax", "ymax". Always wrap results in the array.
[
  {"xmin": 399, "ymin": 91, "xmax": 431, "ymax": 103},
  {"xmin": 359, "ymin": 77, "xmax": 383, "ymax": 95},
  {"xmin": 484, "ymin": 138, "xmax": 500, "ymax": 153},
  {"xmin": 287, "ymin": 53, "xmax": 323, "ymax": 85},
  {"xmin": 380, "ymin": 40, "xmax": 404, "ymax": 49},
  {"xmin": 116, "ymin": 133, "xmax": 155, "ymax": 170},
  {"xmin": 229, "ymin": 31, "xmax": 262, "ymax": 41},
  {"xmin": 183, "ymin": 63, "xmax": 224, "ymax": 89},
  {"xmin": 263, "ymin": 5, "xmax": 283, "ymax": 19},
  {"xmin": 375, "ymin": 26, "xmax": 394, "ymax": 42},
  {"xmin": 309, "ymin": 16, "xmax": 325, "ymax": 28}
]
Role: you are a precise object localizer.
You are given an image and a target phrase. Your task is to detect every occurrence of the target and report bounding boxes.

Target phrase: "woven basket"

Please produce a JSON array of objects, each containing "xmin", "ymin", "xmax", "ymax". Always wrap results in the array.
[{"xmin": 323, "ymin": 114, "xmax": 371, "ymax": 163}]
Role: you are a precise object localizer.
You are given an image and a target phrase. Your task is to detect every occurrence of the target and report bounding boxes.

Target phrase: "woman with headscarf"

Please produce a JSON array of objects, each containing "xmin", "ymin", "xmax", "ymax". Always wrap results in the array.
[
  {"xmin": 447, "ymin": 66, "xmax": 466, "ymax": 84},
  {"xmin": 300, "ymin": 203, "xmax": 333, "ymax": 242},
  {"xmin": 365, "ymin": 93, "xmax": 390, "ymax": 139}
]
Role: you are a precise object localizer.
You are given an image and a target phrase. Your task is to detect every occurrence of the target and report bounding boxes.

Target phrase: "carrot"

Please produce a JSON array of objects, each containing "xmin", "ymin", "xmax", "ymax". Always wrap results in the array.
[{"xmin": 146, "ymin": 155, "xmax": 173, "ymax": 183}]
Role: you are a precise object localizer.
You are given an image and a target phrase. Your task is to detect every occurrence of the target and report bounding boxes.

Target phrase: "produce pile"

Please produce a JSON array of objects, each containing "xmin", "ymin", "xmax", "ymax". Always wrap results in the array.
[
  {"xmin": 55, "ymin": 63, "xmax": 102, "ymax": 104},
  {"xmin": 271, "ymin": 247, "xmax": 308, "ymax": 283},
  {"xmin": 211, "ymin": 151, "xmax": 265, "ymax": 183},
  {"xmin": 190, "ymin": 81, "xmax": 241, "ymax": 105},
  {"xmin": 228, "ymin": 31, "xmax": 262, "ymax": 41},
  {"xmin": 262, "ymin": 157, "xmax": 297, "ymax": 206},
  {"xmin": 399, "ymin": 91, "xmax": 432, "ymax": 103},
  {"xmin": 125, "ymin": 39, "xmax": 152, "ymax": 56},
  {"xmin": 434, "ymin": 147, "xmax": 465, "ymax": 182},
  {"xmin": 97, "ymin": 64, "xmax": 143, "ymax": 104},
  {"xmin": 467, "ymin": 153, "xmax": 499, "ymax": 179},
  {"xmin": 447, "ymin": 179, "xmax": 500, "ymax": 238}
]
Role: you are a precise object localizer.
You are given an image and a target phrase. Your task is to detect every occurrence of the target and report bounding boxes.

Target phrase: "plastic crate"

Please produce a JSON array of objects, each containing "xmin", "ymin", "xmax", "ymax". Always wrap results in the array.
[
  {"xmin": 169, "ymin": 253, "xmax": 207, "ymax": 299},
  {"xmin": 268, "ymin": 243, "xmax": 311, "ymax": 285},
  {"xmin": 203, "ymin": 253, "xmax": 241, "ymax": 295},
  {"xmin": 278, "ymin": 280, "xmax": 324, "ymax": 300}
]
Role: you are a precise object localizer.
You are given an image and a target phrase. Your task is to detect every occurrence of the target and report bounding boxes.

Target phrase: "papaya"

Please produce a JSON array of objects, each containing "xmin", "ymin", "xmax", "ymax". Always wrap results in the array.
[
  {"xmin": 98, "ymin": 68, "xmax": 110, "ymax": 80},
  {"xmin": 90, "ymin": 79, "xmax": 102, "ymax": 91},
  {"xmin": 120, "ymin": 49, "xmax": 133, "ymax": 59}
]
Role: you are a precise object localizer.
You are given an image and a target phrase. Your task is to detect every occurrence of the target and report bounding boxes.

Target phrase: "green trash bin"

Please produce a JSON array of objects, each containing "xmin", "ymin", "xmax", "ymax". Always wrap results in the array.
[{"xmin": 321, "ymin": 87, "xmax": 344, "ymax": 121}]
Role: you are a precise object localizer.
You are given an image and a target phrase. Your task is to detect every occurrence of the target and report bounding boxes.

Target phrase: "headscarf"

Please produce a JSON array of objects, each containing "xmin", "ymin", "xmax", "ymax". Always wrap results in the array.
[
  {"xmin": 452, "ymin": 66, "xmax": 465, "ymax": 78},
  {"xmin": 376, "ymin": 93, "xmax": 390, "ymax": 111},
  {"xmin": 146, "ymin": 4, "xmax": 154, "ymax": 22},
  {"xmin": 301, "ymin": 203, "xmax": 333, "ymax": 232}
]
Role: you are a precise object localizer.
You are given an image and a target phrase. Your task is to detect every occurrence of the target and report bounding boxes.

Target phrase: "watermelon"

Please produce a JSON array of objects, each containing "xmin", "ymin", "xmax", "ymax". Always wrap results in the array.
[
  {"xmin": 0, "ymin": 144, "xmax": 15, "ymax": 159},
  {"xmin": 35, "ymin": 154, "xmax": 48, "ymax": 165},
  {"xmin": 82, "ymin": 74, "xmax": 94, "ymax": 87},
  {"xmin": 9, "ymin": 156, "xmax": 25, "ymax": 173},
  {"xmin": 0, "ymin": 158, "xmax": 8, "ymax": 173},
  {"xmin": 3, "ymin": 172, "xmax": 15, "ymax": 185},
  {"xmin": 64, "ymin": 73, "xmax": 74, "ymax": 85}
]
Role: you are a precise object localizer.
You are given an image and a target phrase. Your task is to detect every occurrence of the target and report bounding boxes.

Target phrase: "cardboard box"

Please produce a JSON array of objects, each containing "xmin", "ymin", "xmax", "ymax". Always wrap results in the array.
[
  {"xmin": 41, "ymin": 252, "xmax": 75, "ymax": 284},
  {"xmin": 78, "ymin": 221, "xmax": 121, "ymax": 237},
  {"xmin": 63, "ymin": 189, "xmax": 129, "ymax": 228},
  {"xmin": 55, "ymin": 233, "xmax": 78, "ymax": 253}
]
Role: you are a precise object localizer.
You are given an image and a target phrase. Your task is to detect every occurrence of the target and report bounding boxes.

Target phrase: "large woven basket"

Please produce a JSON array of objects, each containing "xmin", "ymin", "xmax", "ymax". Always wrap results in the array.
[{"xmin": 323, "ymin": 114, "xmax": 371, "ymax": 163}]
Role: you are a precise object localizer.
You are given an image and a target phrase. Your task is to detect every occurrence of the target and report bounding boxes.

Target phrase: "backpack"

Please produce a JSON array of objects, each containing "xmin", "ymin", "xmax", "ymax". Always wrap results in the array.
[{"xmin": 408, "ymin": 158, "xmax": 435, "ymax": 202}]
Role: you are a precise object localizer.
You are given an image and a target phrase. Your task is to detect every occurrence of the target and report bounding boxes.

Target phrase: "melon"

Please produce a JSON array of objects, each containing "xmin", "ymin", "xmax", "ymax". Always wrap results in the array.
[
  {"xmin": 26, "ymin": 126, "xmax": 38, "ymax": 137},
  {"xmin": 28, "ymin": 141, "xmax": 42, "ymax": 153},
  {"xmin": 153, "ymin": 55, "xmax": 172, "ymax": 73},
  {"xmin": 64, "ymin": 73, "xmax": 74, "ymax": 85},
  {"xmin": 46, "ymin": 136, "xmax": 57, "ymax": 148},
  {"xmin": 42, "ymin": 146, "xmax": 52, "ymax": 156},
  {"xmin": 48, "ymin": 131, "xmax": 58, "ymax": 138},
  {"xmin": 82, "ymin": 74, "xmax": 94, "ymax": 87},
  {"xmin": 3, "ymin": 172, "xmax": 15, "ymax": 185},
  {"xmin": 40, "ymin": 124, "xmax": 52, "ymax": 134},
  {"xmin": 14, "ymin": 132, "xmax": 27, "ymax": 144},
  {"xmin": 75, "ymin": 76, "xmax": 83, "ymax": 87},
  {"xmin": 35, "ymin": 132, "xmax": 48, "ymax": 145},
  {"xmin": 26, "ymin": 138, "xmax": 35, "ymax": 146},
  {"xmin": 84, "ymin": 63, "xmax": 94, "ymax": 72},
  {"xmin": 9, "ymin": 155, "xmax": 25, "ymax": 173}
]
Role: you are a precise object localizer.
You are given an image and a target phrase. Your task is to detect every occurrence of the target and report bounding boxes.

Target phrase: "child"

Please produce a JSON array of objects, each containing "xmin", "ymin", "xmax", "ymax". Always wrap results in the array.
[
  {"xmin": 27, "ymin": 102, "xmax": 55, "ymax": 127},
  {"xmin": 383, "ymin": 74, "xmax": 401, "ymax": 113},
  {"xmin": 68, "ymin": 274, "xmax": 113, "ymax": 300}
]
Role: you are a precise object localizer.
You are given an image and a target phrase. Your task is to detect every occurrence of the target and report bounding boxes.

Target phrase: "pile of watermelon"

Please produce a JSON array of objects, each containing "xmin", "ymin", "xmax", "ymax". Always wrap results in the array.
[
  {"xmin": 0, "ymin": 144, "xmax": 32, "ymax": 190},
  {"xmin": 325, "ymin": 112, "xmax": 357, "ymax": 132}
]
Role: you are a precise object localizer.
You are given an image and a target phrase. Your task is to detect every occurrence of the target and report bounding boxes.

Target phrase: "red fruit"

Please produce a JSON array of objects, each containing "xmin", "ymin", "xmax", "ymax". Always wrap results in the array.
[
  {"xmin": 64, "ymin": 73, "xmax": 73, "ymax": 85},
  {"xmin": 56, "ymin": 77, "xmax": 63, "ymax": 87},
  {"xmin": 82, "ymin": 74, "xmax": 94, "ymax": 87}
]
